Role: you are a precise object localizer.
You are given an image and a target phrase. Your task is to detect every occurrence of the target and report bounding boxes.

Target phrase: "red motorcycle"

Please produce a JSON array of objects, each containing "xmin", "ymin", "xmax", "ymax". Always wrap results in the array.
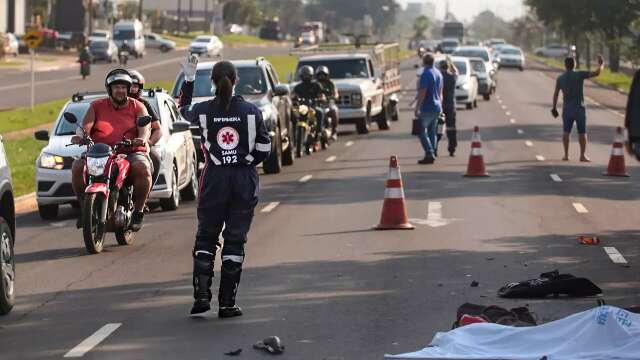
[{"xmin": 64, "ymin": 112, "xmax": 151, "ymax": 254}]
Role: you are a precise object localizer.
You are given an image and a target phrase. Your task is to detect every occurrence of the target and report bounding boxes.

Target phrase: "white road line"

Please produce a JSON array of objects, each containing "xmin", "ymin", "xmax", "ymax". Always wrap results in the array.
[
  {"xmin": 506, "ymin": 111, "xmax": 512, "ymax": 116},
  {"xmin": 573, "ymin": 202, "xmax": 589, "ymax": 213},
  {"xmin": 604, "ymin": 247, "xmax": 628, "ymax": 264},
  {"xmin": 509, "ymin": 118, "xmax": 516, "ymax": 124},
  {"xmin": 501, "ymin": 105, "xmax": 507, "ymax": 110},
  {"xmin": 498, "ymin": 99, "xmax": 503, "ymax": 104},
  {"xmin": 325, "ymin": 155, "xmax": 337, "ymax": 162},
  {"xmin": 525, "ymin": 140, "xmax": 533, "ymax": 147},
  {"xmin": 550, "ymin": 174, "xmax": 563, "ymax": 182},
  {"xmin": 260, "ymin": 202, "xmax": 280, "ymax": 213},
  {"xmin": 517, "ymin": 129, "xmax": 524, "ymax": 135},
  {"xmin": 299, "ymin": 174, "xmax": 313, "ymax": 183},
  {"xmin": 64, "ymin": 323, "xmax": 122, "ymax": 358},
  {"xmin": 409, "ymin": 201, "xmax": 458, "ymax": 227},
  {"xmin": 535, "ymin": 155, "xmax": 545, "ymax": 161},
  {"xmin": 345, "ymin": 141, "xmax": 354, "ymax": 147}
]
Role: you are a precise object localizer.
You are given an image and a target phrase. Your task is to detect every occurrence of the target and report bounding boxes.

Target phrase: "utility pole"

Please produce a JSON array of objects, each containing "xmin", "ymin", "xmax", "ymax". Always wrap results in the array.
[
  {"xmin": 137, "ymin": 0, "xmax": 143, "ymax": 20},
  {"xmin": 187, "ymin": 0, "xmax": 193, "ymax": 33},
  {"xmin": 88, "ymin": 0, "xmax": 93, "ymax": 36},
  {"xmin": 204, "ymin": 0, "xmax": 209, "ymax": 32},
  {"xmin": 177, "ymin": 0, "xmax": 182, "ymax": 34}
]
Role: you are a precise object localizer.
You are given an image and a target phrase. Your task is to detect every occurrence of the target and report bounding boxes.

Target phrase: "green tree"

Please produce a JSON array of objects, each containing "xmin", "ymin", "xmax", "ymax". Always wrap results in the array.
[
  {"xmin": 223, "ymin": 0, "xmax": 263, "ymax": 28},
  {"xmin": 468, "ymin": 10, "xmax": 512, "ymax": 41},
  {"xmin": 304, "ymin": 0, "xmax": 399, "ymax": 36},
  {"xmin": 413, "ymin": 15, "xmax": 429, "ymax": 40}
]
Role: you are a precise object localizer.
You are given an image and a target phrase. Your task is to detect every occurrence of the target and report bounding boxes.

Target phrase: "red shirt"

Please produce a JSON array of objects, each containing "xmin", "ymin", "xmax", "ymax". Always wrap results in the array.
[{"xmin": 90, "ymin": 97, "xmax": 147, "ymax": 153}]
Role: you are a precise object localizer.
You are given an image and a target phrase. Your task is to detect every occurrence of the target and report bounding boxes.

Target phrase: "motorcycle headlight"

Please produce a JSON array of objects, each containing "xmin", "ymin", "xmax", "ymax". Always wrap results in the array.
[
  {"xmin": 86, "ymin": 156, "xmax": 109, "ymax": 176},
  {"xmin": 298, "ymin": 105, "xmax": 309, "ymax": 116},
  {"xmin": 39, "ymin": 153, "xmax": 65, "ymax": 170},
  {"xmin": 351, "ymin": 93, "xmax": 362, "ymax": 107}
]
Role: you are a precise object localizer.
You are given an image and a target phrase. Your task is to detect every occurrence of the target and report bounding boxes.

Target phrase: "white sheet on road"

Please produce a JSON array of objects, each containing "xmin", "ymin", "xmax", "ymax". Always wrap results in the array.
[{"xmin": 385, "ymin": 306, "xmax": 640, "ymax": 360}]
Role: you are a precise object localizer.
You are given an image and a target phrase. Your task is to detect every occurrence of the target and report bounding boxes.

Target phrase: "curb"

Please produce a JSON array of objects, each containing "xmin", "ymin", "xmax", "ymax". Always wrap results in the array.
[{"xmin": 15, "ymin": 192, "xmax": 37, "ymax": 215}]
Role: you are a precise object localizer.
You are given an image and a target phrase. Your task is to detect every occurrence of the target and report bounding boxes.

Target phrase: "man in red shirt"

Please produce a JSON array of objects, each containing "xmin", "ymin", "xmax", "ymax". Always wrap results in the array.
[{"xmin": 71, "ymin": 69, "xmax": 152, "ymax": 231}]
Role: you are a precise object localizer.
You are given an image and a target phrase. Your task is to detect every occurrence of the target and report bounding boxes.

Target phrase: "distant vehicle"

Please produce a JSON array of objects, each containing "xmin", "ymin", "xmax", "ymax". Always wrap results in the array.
[
  {"xmin": 144, "ymin": 33, "xmax": 176, "ymax": 52},
  {"xmin": 88, "ymin": 39, "xmax": 118, "ymax": 63},
  {"xmin": 465, "ymin": 39, "xmax": 482, "ymax": 46},
  {"xmin": 440, "ymin": 38, "xmax": 460, "ymax": 54},
  {"xmin": 188, "ymin": 35, "xmax": 223, "ymax": 57},
  {"xmin": 442, "ymin": 22, "xmax": 464, "ymax": 42},
  {"xmin": 34, "ymin": 89, "xmax": 198, "ymax": 219},
  {"xmin": 3, "ymin": 33, "xmax": 18, "ymax": 56},
  {"xmin": 468, "ymin": 57, "xmax": 496, "ymax": 100},
  {"xmin": 303, "ymin": 21, "xmax": 325, "ymax": 43},
  {"xmin": 88, "ymin": 30, "xmax": 111, "ymax": 43},
  {"xmin": 487, "ymin": 38, "xmax": 506, "ymax": 47},
  {"xmin": 297, "ymin": 31, "xmax": 316, "ymax": 47},
  {"xmin": 260, "ymin": 19, "xmax": 281, "ymax": 40},
  {"xmin": 498, "ymin": 46, "xmax": 525, "ymax": 71},
  {"xmin": 534, "ymin": 44, "xmax": 569, "ymax": 58},
  {"xmin": 418, "ymin": 39, "xmax": 440, "ymax": 52},
  {"xmin": 172, "ymin": 58, "xmax": 294, "ymax": 174},
  {"xmin": 228, "ymin": 24, "xmax": 244, "ymax": 34},
  {"xmin": 453, "ymin": 46, "xmax": 496, "ymax": 74},
  {"xmin": 451, "ymin": 56, "xmax": 478, "ymax": 110},
  {"xmin": 0, "ymin": 136, "xmax": 15, "ymax": 315},
  {"xmin": 113, "ymin": 19, "xmax": 145, "ymax": 58}
]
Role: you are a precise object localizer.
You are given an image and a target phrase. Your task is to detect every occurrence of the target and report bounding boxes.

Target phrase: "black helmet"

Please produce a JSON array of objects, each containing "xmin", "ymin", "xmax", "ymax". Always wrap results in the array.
[
  {"xmin": 105, "ymin": 68, "xmax": 133, "ymax": 98},
  {"xmin": 128, "ymin": 69, "xmax": 145, "ymax": 97},
  {"xmin": 315, "ymin": 65, "xmax": 329, "ymax": 79},
  {"xmin": 298, "ymin": 65, "xmax": 314, "ymax": 82}
]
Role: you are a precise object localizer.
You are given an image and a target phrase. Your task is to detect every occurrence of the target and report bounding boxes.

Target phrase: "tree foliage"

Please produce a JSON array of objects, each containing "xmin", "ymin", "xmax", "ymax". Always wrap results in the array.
[
  {"xmin": 223, "ymin": 0, "xmax": 263, "ymax": 28},
  {"xmin": 304, "ymin": 0, "xmax": 399, "ymax": 34},
  {"xmin": 468, "ymin": 10, "xmax": 512, "ymax": 41},
  {"xmin": 413, "ymin": 16, "xmax": 429, "ymax": 40}
]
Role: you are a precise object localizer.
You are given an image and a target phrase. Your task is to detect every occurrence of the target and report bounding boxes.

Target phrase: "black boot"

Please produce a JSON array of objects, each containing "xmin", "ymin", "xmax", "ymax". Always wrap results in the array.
[
  {"xmin": 131, "ymin": 211, "xmax": 144, "ymax": 232},
  {"xmin": 190, "ymin": 250, "xmax": 215, "ymax": 316},
  {"xmin": 218, "ymin": 259, "xmax": 243, "ymax": 318}
]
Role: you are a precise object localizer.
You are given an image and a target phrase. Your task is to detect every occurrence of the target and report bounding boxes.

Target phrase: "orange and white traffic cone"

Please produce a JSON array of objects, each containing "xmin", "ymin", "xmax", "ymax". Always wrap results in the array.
[
  {"xmin": 374, "ymin": 156, "xmax": 415, "ymax": 230},
  {"xmin": 603, "ymin": 127, "xmax": 629, "ymax": 177},
  {"xmin": 464, "ymin": 126, "xmax": 489, "ymax": 177}
]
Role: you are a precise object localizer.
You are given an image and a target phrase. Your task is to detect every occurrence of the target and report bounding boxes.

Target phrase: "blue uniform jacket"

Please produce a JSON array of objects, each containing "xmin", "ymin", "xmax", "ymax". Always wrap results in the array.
[{"xmin": 178, "ymin": 81, "xmax": 271, "ymax": 166}]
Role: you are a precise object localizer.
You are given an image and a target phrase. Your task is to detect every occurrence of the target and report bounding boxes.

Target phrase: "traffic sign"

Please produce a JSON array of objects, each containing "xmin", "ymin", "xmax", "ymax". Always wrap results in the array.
[{"xmin": 23, "ymin": 30, "xmax": 43, "ymax": 49}]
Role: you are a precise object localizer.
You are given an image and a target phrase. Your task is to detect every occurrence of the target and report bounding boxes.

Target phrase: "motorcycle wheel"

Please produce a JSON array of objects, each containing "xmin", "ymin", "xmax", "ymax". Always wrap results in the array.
[
  {"xmin": 82, "ymin": 193, "xmax": 106, "ymax": 254},
  {"xmin": 115, "ymin": 228, "xmax": 135, "ymax": 246}
]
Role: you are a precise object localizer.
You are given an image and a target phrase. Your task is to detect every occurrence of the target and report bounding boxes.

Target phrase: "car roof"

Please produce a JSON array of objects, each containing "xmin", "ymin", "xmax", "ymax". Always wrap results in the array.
[
  {"xmin": 191, "ymin": 59, "xmax": 266, "ymax": 71},
  {"xmin": 467, "ymin": 57, "xmax": 485, "ymax": 63},
  {"xmin": 299, "ymin": 54, "xmax": 369, "ymax": 61},
  {"xmin": 195, "ymin": 35, "xmax": 213, "ymax": 40},
  {"xmin": 454, "ymin": 46, "xmax": 488, "ymax": 52}
]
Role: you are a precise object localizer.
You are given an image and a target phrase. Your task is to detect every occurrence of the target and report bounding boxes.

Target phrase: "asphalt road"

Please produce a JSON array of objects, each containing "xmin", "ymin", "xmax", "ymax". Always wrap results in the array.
[
  {"xmin": 0, "ymin": 45, "xmax": 291, "ymax": 110},
  {"xmin": 1, "ymin": 56, "xmax": 639, "ymax": 359}
]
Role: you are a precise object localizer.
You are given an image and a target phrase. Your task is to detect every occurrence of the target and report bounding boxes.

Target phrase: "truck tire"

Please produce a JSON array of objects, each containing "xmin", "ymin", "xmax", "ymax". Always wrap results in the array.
[
  {"xmin": 483, "ymin": 93, "xmax": 490, "ymax": 101},
  {"xmin": 391, "ymin": 102, "xmax": 399, "ymax": 121},
  {"xmin": 356, "ymin": 103, "xmax": 372, "ymax": 134},
  {"xmin": 375, "ymin": 101, "xmax": 390, "ymax": 130}
]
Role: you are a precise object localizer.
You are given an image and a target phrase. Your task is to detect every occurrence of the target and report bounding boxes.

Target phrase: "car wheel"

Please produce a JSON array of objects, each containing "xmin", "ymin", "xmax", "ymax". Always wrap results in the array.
[
  {"xmin": 375, "ymin": 100, "xmax": 390, "ymax": 130},
  {"xmin": 0, "ymin": 218, "xmax": 15, "ymax": 315},
  {"xmin": 180, "ymin": 157, "xmax": 199, "ymax": 201},
  {"xmin": 160, "ymin": 45, "xmax": 168, "ymax": 52},
  {"xmin": 160, "ymin": 166, "xmax": 180, "ymax": 211},
  {"xmin": 519, "ymin": 67, "xmax": 524, "ymax": 72},
  {"xmin": 263, "ymin": 128, "xmax": 282, "ymax": 174},
  {"xmin": 38, "ymin": 204, "xmax": 59, "ymax": 220},
  {"xmin": 483, "ymin": 93, "xmax": 490, "ymax": 101},
  {"xmin": 473, "ymin": 99, "xmax": 478, "ymax": 108},
  {"xmin": 466, "ymin": 103, "xmax": 473, "ymax": 110}
]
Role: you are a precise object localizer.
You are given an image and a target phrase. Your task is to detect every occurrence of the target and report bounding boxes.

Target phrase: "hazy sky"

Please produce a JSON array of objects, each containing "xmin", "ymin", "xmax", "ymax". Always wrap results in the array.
[{"xmin": 398, "ymin": 0, "xmax": 526, "ymax": 22}]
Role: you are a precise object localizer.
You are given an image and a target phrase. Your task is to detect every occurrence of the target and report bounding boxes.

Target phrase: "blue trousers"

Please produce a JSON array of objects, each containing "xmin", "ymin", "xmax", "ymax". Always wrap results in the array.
[{"xmin": 419, "ymin": 111, "xmax": 439, "ymax": 157}]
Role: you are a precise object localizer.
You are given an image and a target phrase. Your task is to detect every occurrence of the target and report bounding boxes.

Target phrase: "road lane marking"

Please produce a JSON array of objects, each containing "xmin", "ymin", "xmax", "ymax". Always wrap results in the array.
[
  {"xmin": 517, "ymin": 129, "xmax": 524, "ymax": 135},
  {"xmin": 501, "ymin": 105, "xmax": 507, "ymax": 110},
  {"xmin": 299, "ymin": 175, "xmax": 313, "ymax": 183},
  {"xmin": 345, "ymin": 141, "xmax": 354, "ymax": 147},
  {"xmin": 260, "ymin": 202, "xmax": 280, "ymax": 213},
  {"xmin": 498, "ymin": 99, "xmax": 503, "ymax": 104},
  {"xmin": 525, "ymin": 140, "xmax": 533, "ymax": 147},
  {"xmin": 550, "ymin": 174, "xmax": 563, "ymax": 182},
  {"xmin": 325, "ymin": 155, "xmax": 337, "ymax": 162},
  {"xmin": 506, "ymin": 111, "xmax": 511, "ymax": 116},
  {"xmin": 535, "ymin": 155, "xmax": 545, "ymax": 161},
  {"xmin": 573, "ymin": 202, "xmax": 589, "ymax": 213},
  {"xmin": 409, "ymin": 201, "xmax": 457, "ymax": 227},
  {"xmin": 509, "ymin": 118, "xmax": 516, "ymax": 124},
  {"xmin": 604, "ymin": 247, "xmax": 628, "ymax": 264},
  {"xmin": 64, "ymin": 323, "xmax": 122, "ymax": 358}
]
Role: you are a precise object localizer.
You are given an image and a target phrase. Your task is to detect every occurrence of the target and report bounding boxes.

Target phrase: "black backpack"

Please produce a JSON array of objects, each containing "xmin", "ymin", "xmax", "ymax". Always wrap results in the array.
[{"xmin": 498, "ymin": 270, "xmax": 602, "ymax": 298}]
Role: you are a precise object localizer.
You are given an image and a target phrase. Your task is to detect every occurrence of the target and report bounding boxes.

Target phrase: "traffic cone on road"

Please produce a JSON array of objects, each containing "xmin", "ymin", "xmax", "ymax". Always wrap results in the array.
[
  {"xmin": 603, "ymin": 127, "xmax": 629, "ymax": 177},
  {"xmin": 374, "ymin": 156, "xmax": 415, "ymax": 230},
  {"xmin": 464, "ymin": 126, "xmax": 489, "ymax": 177}
]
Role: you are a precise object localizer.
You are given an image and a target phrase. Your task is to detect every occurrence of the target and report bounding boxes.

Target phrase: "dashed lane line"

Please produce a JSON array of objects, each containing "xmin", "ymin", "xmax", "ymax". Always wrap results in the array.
[
  {"xmin": 501, "ymin": 105, "xmax": 507, "ymax": 110},
  {"xmin": 325, "ymin": 155, "xmax": 337, "ymax": 162},
  {"xmin": 525, "ymin": 140, "xmax": 533, "ymax": 147},
  {"xmin": 345, "ymin": 141, "xmax": 354, "ymax": 147},
  {"xmin": 64, "ymin": 323, "xmax": 122, "ymax": 358},
  {"xmin": 550, "ymin": 174, "xmax": 563, "ymax": 182},
  {"xmin": 260, "ymin": 202, "xmax": 280, "ymax": 213},
  {"xmin": 299, "ymin": 174, "xmax": 313, "ymax": 183},
  {"xmin": 604, "ymin": 247, "xmax": 628, "ymax": 264},
  {"xmin": 510, "ymin": 118, "xmax": 517, "ymax": 124},
  {"xmin": 506, "ymin": 111, "xmax": 512, "ymax": 116},
  {"xmin": 573, "ymin": 202, "xmax": 589, "ymax": 213},
  {"xmin": 517, "ymin": 129, "xmax": 524, "ymax": 135},
  {"xmin": 535, "ymin": 155, "xmax": 545, "ymax": 161}
]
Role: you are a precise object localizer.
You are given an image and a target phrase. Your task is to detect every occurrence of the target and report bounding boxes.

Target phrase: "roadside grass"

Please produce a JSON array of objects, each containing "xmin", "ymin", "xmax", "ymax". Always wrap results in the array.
[
  {"xmin": 266, "ymin": 55, "xmax": 298, "ymax": 81},
  {"xmin": 219, "ymin": 34, "xmax": 275, "ymax": 45},
  {"xmin": 529, "ymin": 54, "xmax": 632, "ymax": 93},
  {"xmin": 4, "ymin": 136, "xmax": 44, "ymax": 196},
  {"xmin": 147, "ymin": 80, "xmax": 175, "ymax": 93},
  {"xmin": 0, "ymin": 58, "xmax": 25, "ymax": 67},
  {"xmin": 400, "ymin": 49, "xmax": 414, "ymax": 59},
  {"xmin": 0, "ymin": 98, "xmax": 67, "ymax": 134}
]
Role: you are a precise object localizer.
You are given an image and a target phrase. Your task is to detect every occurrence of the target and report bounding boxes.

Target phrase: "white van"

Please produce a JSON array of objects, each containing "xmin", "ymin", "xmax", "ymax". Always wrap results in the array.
[{"xmin": 113, "ymin": 20, "xmax": 145, "ymax": 58}]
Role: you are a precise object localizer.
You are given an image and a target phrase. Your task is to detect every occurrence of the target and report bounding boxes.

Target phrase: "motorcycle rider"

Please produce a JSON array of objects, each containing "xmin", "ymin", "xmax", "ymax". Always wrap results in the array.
[
  {"xmin": 293, "ymin": 65, "xmax": 326, "ymax": 140},
  {"xmin": 178, "ymin": 55, "xmax": 271, "ymax": 317},
  {"xmin": 119, "ymin": 40, "xmax": 131, "ymax": 65},
  {"xmin": 78, "ymin": 42, "xmax": 92, "ymax": 80},
  {"xmin": 71, "ymin": 69, "xmax": 152, "ymax": 232},
  {"xmin": 128, "ymin": 69, "xmax": 163, "ymax": 185},
  {"xmin": 315, "ymin": 66, "xmax": 339, "ymax": 140}
]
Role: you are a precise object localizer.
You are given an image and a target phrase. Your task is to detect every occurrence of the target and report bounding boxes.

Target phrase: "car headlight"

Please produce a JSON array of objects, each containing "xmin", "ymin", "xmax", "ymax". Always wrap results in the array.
[
  {"xmin": 351, "ymin": 93, "xmax": 363, "ymax": 107},
  {"xmin": 39, "ymin": 153, "xmax": 65, "ymax": 170},
  {"xmin": 86, "ymin": 156, "xmax": 109, "ymax": 176},
  {"xmin": 298, "ymin": 105, "xmax": 309, "ymax": 116}
]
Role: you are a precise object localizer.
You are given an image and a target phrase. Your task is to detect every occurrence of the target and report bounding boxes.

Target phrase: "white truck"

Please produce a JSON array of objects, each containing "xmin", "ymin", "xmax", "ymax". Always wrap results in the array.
[{"xmin": 292, "ymin": 43, "xmax": 401, "ymax": 134}]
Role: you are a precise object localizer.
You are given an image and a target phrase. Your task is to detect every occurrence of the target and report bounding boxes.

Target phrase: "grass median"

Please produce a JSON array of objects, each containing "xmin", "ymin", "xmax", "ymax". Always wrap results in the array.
[
  {"xmin": 4, "ymin": 136, "xmax": 43, "ymax": 197},
  {"xmin": 163, "ymin": 32, "xmax": 276, "ymax": 48}
]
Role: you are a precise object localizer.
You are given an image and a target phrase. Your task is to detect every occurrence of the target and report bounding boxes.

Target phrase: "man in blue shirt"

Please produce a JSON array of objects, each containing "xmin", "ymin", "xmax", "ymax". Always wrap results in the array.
[
  {"xmin": 415, "ymin": 53, "xmax": 443, "ymax": 164},
  {"xmin": 552, "ymin": 55, "xmax": 604, "ymax": 162}
]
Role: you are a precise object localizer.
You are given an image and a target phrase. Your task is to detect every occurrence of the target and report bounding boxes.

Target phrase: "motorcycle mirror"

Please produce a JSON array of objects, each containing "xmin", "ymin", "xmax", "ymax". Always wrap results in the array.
[
  {"xmin": 63, "ymin": 112, "xmax": 79, "ymax": 124},
  {"xmin": 136, "ymin": 116, "xmax": 152, "ymax": 127}
]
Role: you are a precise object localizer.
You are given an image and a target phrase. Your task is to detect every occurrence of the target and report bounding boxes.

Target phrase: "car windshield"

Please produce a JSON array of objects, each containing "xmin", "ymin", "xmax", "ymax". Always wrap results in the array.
[
  {"xmin": 113, "ymin": 29, "xmax": 134, "ymax": 40},
  {"xmin": 470, "ymin": 60, "xmax": 485, "ymax": 73},
  {"xmin": 90, "ymin": 41, "xmax": 109, "ymax": 49},
  {"xmin": 195, "ymin": 38, "xmax": 211, "ymax": 43},
  {"xmin": 91, "ymin": 32, "xmax": 107, "ymax": 38},
  {"xmin": 55, "ymin": 103, "xmax": 91, "ymax": 135},
  {"xmin": 442, "ymin": 41, "xmax": 458, "ymax": 47},
  {"xmin": 173, "ymin": 67, "xmax": 268, "ymax": 97},
  {"xmin": 454, "ymin": 49, "xmax": 489, "ymax": 62},
  {"xmin": 453, "ymin": 61, "xmax": 468, "ymax": 75},
  {"xmin": 502, "ymin": 48, "xmax": 521, "ymax": 55},
  {"xmin": 297, "ymin": 59, "xmax": 369, "ymax": 79}
]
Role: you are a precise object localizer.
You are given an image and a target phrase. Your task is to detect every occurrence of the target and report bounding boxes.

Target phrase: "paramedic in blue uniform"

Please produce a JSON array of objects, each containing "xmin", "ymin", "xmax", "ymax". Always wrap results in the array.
[{"xmin": 178, "ymin": 55, "xmax": 271, "ymax": 317}]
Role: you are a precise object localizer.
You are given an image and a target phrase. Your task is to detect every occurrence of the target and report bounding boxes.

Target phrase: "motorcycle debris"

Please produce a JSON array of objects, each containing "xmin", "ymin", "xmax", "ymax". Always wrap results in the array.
[
  {"xmin": 253, "ymin": 336, "xmax": 285, "ymax": 354},
  {"xmin": 225, "ymin": 349, "xmax": 242, "ymax": 356},
  {"xmin": 578, "ymin": 236, "xmax": 600, "ymax": 245},
  {"xmin": 470, "ymin": 281, "xmax": 479, "ymax": 287}
]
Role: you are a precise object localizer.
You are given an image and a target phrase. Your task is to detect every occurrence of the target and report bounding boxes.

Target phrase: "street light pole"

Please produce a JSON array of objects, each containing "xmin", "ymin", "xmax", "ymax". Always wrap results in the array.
[
  {"xmin": 177, "ymin": 0, "xmax": 182, "ymax": 34},
  {"xmin": 138, "ymin": 0, "xmax": 144, "ymax": 20}
]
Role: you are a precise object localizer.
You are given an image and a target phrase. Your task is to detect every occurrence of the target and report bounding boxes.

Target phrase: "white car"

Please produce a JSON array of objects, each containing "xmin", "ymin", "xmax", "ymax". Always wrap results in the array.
[
  {"xmin": 0, "ymin": 136, "xmax": 15, "ymax": 315},
  {"xmin": 453, "ymin": 46, "xmax": 496, "ymax": 75},
  {"xmin": 468, "ymin": 58, "xmax": 495, "ymax": 100},
  {"xmin": 498, "ymin": 46, "xmax": 525, "ymax": 71},
  {"xmin": 144, "ymin": 33, "xmax": 176, "ymax": 52},
  {"xmin": 189, "ymin": 35, "xmax": 223, "ymax": 57},
  {"xmin": 33, "ymin": 89, "xmax": 199, "ymax": 219},
  {"xmin": 451, "ymin": 57, "xmax": 479, "ymax": 110},
  {"xmin": 88, "ymin": 30, "xmax": 110, "ymax": 43},
  {"xmin": 534, "ymin": 44, "xmax": 569, "ymax": 58},
  {"xmin": 4, "ymin": 33, "xmax": 18, "ymax": 57}
]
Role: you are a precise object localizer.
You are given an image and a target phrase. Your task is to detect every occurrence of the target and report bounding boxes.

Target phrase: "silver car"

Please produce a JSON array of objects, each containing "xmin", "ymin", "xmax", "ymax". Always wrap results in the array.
[
  {"xmin": 34, "ymin": 89, "xmax": 199, "ymax": 219},
  {"xmin": 144, "ymin": 33, "xmax": 176, "ymax": 52},
  {"xmin": 0, "ymin": 136, "xmax": 15, "ymax": 315},
  {"xmin": 451, "ymin": 57, "xmax": 479, "ymax": 110},
  {"xmin": 189, "ymin": 35, "xmax": 223, "ymax": 57}
]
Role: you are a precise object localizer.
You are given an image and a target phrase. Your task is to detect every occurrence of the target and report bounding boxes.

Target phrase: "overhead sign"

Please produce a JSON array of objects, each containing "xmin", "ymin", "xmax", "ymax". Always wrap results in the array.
[{"xmin": 23, "ymin": 30, "xmax": 43, "ymax": 49}]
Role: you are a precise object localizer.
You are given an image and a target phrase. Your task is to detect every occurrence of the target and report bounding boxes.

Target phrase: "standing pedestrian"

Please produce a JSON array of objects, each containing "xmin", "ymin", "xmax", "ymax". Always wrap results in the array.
[
  {"xmin": 439, "ymin": 58, "xmax": 459, "ymax": 156},
  {"xmin": 552, "ymin": 55, "xmax": 604, "ymax": 161},
  {"xmin": 178, "ymin": 55, "xmax": 271, "ymax": 317},
  {"xmin": 625, "ymin": 68, "xmax": 640, "ymax": 160},
  {"xmin": 415, "ymin": 53, "xmax": 443, "ymax": 164}
]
